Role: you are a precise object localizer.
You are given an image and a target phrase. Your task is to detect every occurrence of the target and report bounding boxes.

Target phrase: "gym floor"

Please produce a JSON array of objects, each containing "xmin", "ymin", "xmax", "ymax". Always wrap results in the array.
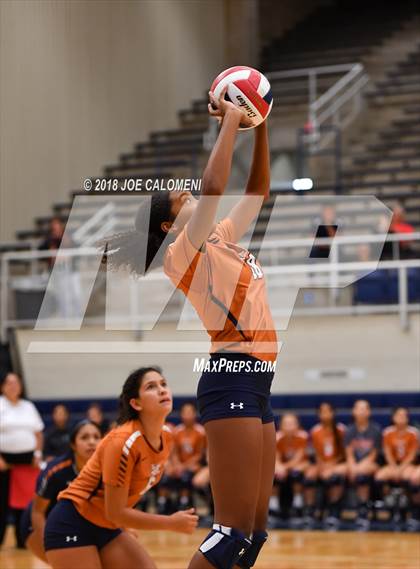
[{"xmin": 0, "ymin": 527, "xmax": 418, "ymax": 569}]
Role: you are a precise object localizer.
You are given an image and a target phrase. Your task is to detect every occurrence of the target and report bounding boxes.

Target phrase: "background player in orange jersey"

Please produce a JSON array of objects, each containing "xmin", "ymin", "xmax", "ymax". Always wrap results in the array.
[
  {"xmin": 20, "ymin": 420, "xmax": 102, "ymax": 561},
  {"xmin": 272, "ymin": 414, "xmax": 309, "ymax": 518},
  {"xmin": 104, "ymin": 87, "xmax": 278, "ymax": 569},
  {"xmin": 376, "ymin": 407, "xmax": 418, "ymax": 485},
  {"xmin": 157, "ymin": 402, "xmax": 206, "ymax": 513},
  {"xmin": 304, "ymin": 402, "xmax": 347, "ymax": 528},
  {"xmin": 375, "ymin": 407, "xmax": 418, "ymax": 522},
  {"xmin": 172, "ymin": 402, "xmax": 207, "ymax": 508},
  {"xmin": 43, "ymin": 367, "xmax": 198, "ymax": 569}
]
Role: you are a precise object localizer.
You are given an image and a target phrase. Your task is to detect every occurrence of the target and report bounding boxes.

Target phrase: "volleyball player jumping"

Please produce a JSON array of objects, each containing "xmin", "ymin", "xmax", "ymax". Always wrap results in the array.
[
  {"xmin": 104, "ymin": 86, "xmax": 278, "ymax": 569},
  {"xmin": 43, "ymin": 368, "xmax": 198, "ymax": 569}
]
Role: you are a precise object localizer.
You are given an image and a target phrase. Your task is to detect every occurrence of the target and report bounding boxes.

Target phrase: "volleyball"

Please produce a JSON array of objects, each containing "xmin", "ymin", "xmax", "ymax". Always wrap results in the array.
[{"xmin": 210, "ymin": 65, "xmax": 273, "ymax": 130}]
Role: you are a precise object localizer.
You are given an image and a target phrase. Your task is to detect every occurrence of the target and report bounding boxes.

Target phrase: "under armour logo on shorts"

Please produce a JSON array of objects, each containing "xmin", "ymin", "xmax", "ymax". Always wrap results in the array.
[
  {"xmin": 230, "ymin": 402, "xmax": 244, "ymax": 410},
  {"xmin": 66, "ymin": 535, "xmax": 78, "ymax": 542}
]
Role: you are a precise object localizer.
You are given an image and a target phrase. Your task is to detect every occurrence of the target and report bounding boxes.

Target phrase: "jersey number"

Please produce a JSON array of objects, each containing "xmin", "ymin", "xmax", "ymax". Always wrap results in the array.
[{"xmin": 246, "ymin": 254, "xmax": 263, "ymax": 280}]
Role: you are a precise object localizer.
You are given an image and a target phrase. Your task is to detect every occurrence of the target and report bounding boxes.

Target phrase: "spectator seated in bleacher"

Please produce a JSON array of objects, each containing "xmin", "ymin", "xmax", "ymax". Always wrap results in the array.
[
  {"xmin": 345, "ymin": 400, "xmax": 382, "ymax": 531},
  {"xmin": 309, "ymin": 205, "xmax": 340, "ymax": 259},
  {"xmin": 375, "ymin": 407, "xmax": 419, "ymax": 524},
  {"xmin": 86, "ymin": 402, "xmax": 110, "ymax": 436},
  {"xmin": 389, "ymin": 204, "xmax": 415, "ymax": 259},
  {"xmin": 43, "ymin": 404, "xmax": 71, "ymax": 460},
  {"xmin": 156, "ymin": 402, "xmax": 206, "ymax": 513},
  {"xmin": 304, "ymin": 402, "xmax": 347, "ymax": 529},
  {"xmin": 271, "ymin": 413, "xmax": 309, "ymax": 519}
]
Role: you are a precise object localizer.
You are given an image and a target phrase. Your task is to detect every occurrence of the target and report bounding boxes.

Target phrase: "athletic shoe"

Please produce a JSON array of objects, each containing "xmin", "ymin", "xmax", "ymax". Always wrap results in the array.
[
  {"xmin": 302, "ymin": 515, "xmax": 316, "ymax": 530},
  {"xmin": 268, "ymin": 495, "xmax": 280, "ymax": 515},
  {"xmin": 355, "ymin": 516, "xmax": 370, "ymax": 532},
  {"xmin": 324, "ymin": 515, "xmax": 340, "ymax": 531},
  {"xmin": 406, "ymin": 517, "xmax": 420, "ymax": 532}
]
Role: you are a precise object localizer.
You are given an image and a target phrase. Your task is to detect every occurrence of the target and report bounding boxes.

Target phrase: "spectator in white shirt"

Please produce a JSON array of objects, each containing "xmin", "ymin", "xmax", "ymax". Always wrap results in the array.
[{"xmin": 0, "ymin": 372, "xmax": 44, "ymax": 548}]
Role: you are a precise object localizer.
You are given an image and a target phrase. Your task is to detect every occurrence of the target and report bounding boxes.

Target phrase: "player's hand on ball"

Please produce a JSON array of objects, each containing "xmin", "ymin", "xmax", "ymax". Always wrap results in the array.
[
  {"xmin": 169, "ymin": 508, "xmax": 199, "ymax": 534},
  {"xmin": 208, "ymin": 88, "xmax": 253, "ymax": 128}
]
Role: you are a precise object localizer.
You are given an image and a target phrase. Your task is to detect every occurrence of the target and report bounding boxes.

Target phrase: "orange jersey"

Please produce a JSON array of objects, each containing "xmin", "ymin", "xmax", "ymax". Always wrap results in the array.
[
  {"xmin": 164, "ymin": 218, "xmax": 278, "ymax": 362},
  {"xmin": 276, "ymin": 430, "xmax": 308, "ymax": 461},
  {"xmin": 58, "ymin": 420, "xmax": 172, "ymax": 528},
  {"xmin": 383, "ymin": 426, "xmax": 419, "ymax": 464},
  {"xmin": 174, "ymin": 423, "xmax": 206, "ymax": 464},
  {"xmin": 310, "ymin": 423, "xmax": 346, "ymax": 462}
]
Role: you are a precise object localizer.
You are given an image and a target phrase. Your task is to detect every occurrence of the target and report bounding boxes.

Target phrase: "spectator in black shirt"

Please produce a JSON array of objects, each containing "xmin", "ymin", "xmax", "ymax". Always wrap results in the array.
[
  {"xmin": 43, "ymin": 405, "xmax": 71, "ymax": 460},
  {"xmin": 310, "ymin": 206, "xmax": 338, "ymax": 259}
]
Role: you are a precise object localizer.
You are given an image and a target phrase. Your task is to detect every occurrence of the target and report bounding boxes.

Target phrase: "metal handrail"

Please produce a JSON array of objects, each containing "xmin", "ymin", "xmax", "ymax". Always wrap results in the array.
[
  {"xmin": 1, "ymin": 233, "xmax": 419, "ymax": 341},
  {"xmin": 203, "ymin": 63, "xmax": 369, "ymax": 153},
  {"xmin": 268, "ymin": 63, "xmax": 358, "ymax": 80},
  {"xmin": 72, "ymin": 202, "xmax": 116, "ymax": 245},
  {"xmin": 248, "ymin": 231, "xmax": 420, "ymax": 250}
]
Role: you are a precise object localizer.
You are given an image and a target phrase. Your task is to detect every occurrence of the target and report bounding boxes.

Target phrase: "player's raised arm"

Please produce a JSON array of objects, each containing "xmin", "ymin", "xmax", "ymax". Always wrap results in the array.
[
  {"xmin": 224, "ymin": 120, "xmax": 271, "ymax": 242},
  {"xmin": 185, "ymin": 88, "xmax": 251, "ymax": 251}
]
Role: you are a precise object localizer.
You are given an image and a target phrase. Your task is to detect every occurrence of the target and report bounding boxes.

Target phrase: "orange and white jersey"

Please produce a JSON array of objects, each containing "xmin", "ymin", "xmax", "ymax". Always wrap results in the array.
[
  {"xmin": 276, "ymin": 430, "xmax": 308, "ymax": 462},
  {"xmin": 174, "ymin": 423, "xmax": 206, "ymax": 464},
  {"xmin": 164, "ymin": 218, "xmax": 278, "ymax": 363},
  {"xmin": 310, "ymin": 423, "xmax": 346, "ymax": 462},
  {"xmin": 58, "ymin": 420, "xmax": 172, "ymax": 528},
  {"xmin": 383, "ymin": 425, "xmax": 419, "ymax": 464}
]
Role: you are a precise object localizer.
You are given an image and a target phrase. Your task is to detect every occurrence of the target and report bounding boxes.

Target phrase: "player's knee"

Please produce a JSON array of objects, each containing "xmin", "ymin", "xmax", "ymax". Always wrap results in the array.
[
  {"xmin": 237, "ymin": 530, "xmax": 268, "ymax": 569},
  {"xmin": 199, "ymin": 524, "xmax": 252, "ymax": 569}
]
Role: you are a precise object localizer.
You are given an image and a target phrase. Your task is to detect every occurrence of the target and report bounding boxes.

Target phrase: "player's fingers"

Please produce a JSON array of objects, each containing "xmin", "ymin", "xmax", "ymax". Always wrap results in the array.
[
  {"xmin": 220, "ymin": 85, "xmax": 228, "ymax": 100},
  {"xmin": 208, "ymin": 91, "xmax": 218, "ymax": 107},
  {"xmin": 208, "ymin": 103, "xmax": 221, "ymax": 116}
]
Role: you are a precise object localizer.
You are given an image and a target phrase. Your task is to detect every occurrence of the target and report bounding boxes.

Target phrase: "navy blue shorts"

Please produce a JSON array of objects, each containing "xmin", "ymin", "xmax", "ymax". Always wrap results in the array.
[
  {"xmin": 44, "ymin": 499, "xmax": 122, "ymax": 551},
  {"xmin": 20, "ymin": 502, "xmax": 33, "ymax": 545},
  {"xmin": 197, "ymin": 353, "xmax": 275, "ymax": 425}
]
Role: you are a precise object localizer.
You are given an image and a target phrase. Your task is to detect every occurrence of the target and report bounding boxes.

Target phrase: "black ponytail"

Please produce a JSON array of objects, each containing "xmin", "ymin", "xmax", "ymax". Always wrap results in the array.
[
  {"xmin": 117, "ymin": 366, "xmax": 162, "ymax": 425},
  {"xmin": 70, "ymin": 419, "xmax": 101, "ymax": 444},
  {"xmin": 99, "ymin": 191, "xmax": 174, "ymax": 275},
  {"xmin": 318, "ymin": 402, "xmax": 343, "ymax": 459}
]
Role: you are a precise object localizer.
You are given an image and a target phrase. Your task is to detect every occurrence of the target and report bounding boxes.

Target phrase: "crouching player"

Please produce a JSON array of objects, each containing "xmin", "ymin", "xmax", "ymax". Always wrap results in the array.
[
  {"xmin": 20, "ymin": 420, "xmax": 102, "ymax": 561},
  {"xmin": 44, "ymin": 367, "xmax": 198, "ymax": 569}
]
